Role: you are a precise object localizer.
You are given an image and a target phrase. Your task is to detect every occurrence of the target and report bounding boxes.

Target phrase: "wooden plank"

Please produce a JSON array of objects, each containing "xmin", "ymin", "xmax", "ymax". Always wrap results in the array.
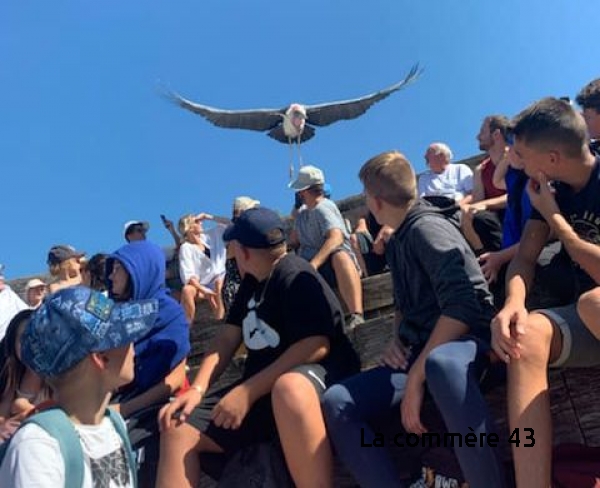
[
  {"xmin": 361, "ymin": 272, "xmax": 394, "ymax": 313},
  {"xmin": 561, "ymin": 368, "xmax": 600, "ymax": 446}
]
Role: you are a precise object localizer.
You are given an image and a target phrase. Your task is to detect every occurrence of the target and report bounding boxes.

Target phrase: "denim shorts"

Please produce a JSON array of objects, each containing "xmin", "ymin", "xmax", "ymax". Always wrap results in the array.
[{"xmin": 537, "ymin": 303, "xmax": 600, "ymax": 368}]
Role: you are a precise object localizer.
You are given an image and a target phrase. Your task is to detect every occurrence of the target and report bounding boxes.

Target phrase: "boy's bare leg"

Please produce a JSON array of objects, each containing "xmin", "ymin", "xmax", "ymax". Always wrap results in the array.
[
  {"xmin": 508, "ymin": 312, "xmax": 562, "ymax": 488},
  {"xmin": 331, "ymin": 251, "xmax": 363, "ymax": 315},
  {"xmin": 577, "ymin": 287, "xmax": 600, "ymax": 339},
  {"xmin": 272, "ymin": 372, "xmax": 332, "ymax": 488},
  {"xmin": 157, "ymin": 422, "xmax": 223, "ymax": 488}
]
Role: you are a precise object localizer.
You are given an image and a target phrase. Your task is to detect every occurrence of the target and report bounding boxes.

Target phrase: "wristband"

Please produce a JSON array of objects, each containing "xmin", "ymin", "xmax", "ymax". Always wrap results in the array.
[{"xmin": 191, "ymin": 385, "xmax": 205, "ymax": 396}]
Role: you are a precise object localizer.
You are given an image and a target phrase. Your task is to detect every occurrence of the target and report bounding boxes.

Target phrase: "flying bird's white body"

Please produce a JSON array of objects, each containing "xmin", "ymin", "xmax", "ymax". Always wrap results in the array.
[{"xmin": 282, "ymin": 104, "xmax": 307, "ymax": 140}]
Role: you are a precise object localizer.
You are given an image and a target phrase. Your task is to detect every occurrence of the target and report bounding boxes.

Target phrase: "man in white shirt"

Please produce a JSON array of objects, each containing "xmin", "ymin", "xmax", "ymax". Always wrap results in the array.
[
  {"xmin": 0, "ymin": 265, "xmax": 28, "ymax": 340},
  {"xmin": 417, "ymin": 142, "xmax": 473, "ymax": 205}
]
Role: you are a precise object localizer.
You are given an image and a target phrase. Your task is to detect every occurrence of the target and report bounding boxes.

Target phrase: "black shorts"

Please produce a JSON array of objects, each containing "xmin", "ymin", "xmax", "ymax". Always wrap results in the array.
[{"xmin": 186, "ymin": 363, "xmax": 329, "ymax": 456}]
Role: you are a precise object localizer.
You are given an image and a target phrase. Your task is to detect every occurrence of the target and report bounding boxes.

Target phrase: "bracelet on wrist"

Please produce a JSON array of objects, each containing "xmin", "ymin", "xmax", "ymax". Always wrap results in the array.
[{"xmin": 191, "ymin": 385, "xmax": 205, "ymax": 396}]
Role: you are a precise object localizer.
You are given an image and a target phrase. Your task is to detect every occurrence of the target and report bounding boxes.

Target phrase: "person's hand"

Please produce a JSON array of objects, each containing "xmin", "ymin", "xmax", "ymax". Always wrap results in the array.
[
  {"xmin": 372, "ymin": 239, "xmax": 385, "ymax": 255},
  {"xmin": 200, "ymin": 286, "xmax": 217, "ymax": 297},
  {"xmin": 373, "ymin": 226, "xmax": 393, "ymax": 255},
  {"xmin": 192, "ymin": 281, "xmax": 217, "ymax": 298},
  {"xmin": 195, "ymin": 212, "xmax": 214, "ymax": 221},
  {"xmin": 0, "ymin": 416, "xmax": 21, "ymax": 441},
  {"xmin": 491, "ymin": 302, "xmax": 528, "ymax": 363},
  {"xmin": 211, "ymin": 385, "xmax": 253, "ymax": 430},
  {"xmin": 478, "ymin": 251, "xmax": 505, "ymax": 284},
  {"xmin": 159, "ymin": 387, "xmax": 204, "ymax": 430},
  {"xmin": 526, "ymin": 171, "xmax": 559, "ymax": 222},
  {"xmin": 379, "ymin": 336, "xmax": 411, "ymax": 370},
  {"xmin": 401, "ymin": 374, "xmax": 427, "ymax": 435},
  {"xmin": 163, "ymin": 218, "xmax": 175, "ymax": 231},
  {"xmin": 463, "ymin": 202, "xmax": 487, "ymax": 218}
]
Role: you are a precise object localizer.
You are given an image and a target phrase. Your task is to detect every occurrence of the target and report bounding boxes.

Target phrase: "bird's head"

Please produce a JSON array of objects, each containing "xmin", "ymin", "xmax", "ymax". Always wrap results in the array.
[{"xmin": 286, "ymin": 104, "xmax": 307, "ymax": 130}]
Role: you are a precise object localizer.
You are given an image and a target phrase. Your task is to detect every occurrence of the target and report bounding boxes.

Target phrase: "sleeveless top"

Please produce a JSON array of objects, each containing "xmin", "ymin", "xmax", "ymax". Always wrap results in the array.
[{"xmin": 480, "ymin": 158, "xmax": 506, "ymax": 199}]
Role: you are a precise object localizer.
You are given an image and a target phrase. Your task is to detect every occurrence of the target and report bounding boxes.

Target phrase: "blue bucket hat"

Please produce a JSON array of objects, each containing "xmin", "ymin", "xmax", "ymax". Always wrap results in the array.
[
  {"xmin": 223, "ymin": 207, "xmax": 286, "ymax": 249},
  {"xmin": 21, "ymin": 286, "xmax": 159, "ymax": 378}
]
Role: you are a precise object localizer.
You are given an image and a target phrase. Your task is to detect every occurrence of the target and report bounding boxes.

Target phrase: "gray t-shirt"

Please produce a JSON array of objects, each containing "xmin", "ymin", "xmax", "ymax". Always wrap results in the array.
[{"xmin": 295, "ymin": 198, "xmax": 353, "ymax": 261}]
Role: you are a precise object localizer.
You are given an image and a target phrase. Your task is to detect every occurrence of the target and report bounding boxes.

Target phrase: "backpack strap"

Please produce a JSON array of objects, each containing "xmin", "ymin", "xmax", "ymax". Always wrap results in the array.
[
  {"xmin": 24, "ymin": 408, "xmax": 85, "ymax": 488},
  {"xmin": 0, "ymin": 407, "xmax": 138, "ymax": 488},
  {"xmin": 106, "ymin": 408, "xmax": 138, "ymax": 488}
]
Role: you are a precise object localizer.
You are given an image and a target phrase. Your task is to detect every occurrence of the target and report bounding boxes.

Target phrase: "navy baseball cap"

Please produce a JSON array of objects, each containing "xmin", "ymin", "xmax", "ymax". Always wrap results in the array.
[
  {"xmin": 223, "ymin": 207, "xmax": 286, "ymax": 249},
  {"xmin": 21, "ymin": 286, "xmax": 158, "ymax": 378},
  {"xmin": 47, "ymin": 245, "xmax": 85, "ymax": 266}
]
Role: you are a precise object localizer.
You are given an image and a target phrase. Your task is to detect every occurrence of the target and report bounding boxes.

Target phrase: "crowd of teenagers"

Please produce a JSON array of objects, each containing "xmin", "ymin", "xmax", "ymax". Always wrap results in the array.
[{"xmin": 0, "ymin": 77, "xmax": 599, "ymax": 488}]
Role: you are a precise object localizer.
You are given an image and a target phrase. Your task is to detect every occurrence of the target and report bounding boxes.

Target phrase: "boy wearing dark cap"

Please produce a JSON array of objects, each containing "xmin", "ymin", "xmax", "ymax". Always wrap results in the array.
[
  {"xmin": 47, "ymin": 244, "xmax": 85, "ymax": 293},
  {"xmin": 157, "ymin": 207, "xmax": 360, "ymax": 488},
  {"xmin": 0, "ymin": 286, "xmax": 159, "ymax": 487}
]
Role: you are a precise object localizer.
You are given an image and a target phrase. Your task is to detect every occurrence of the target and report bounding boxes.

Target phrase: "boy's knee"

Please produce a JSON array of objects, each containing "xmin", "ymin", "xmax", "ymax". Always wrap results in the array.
[
  {"xmin": 577, "ymin": 288, "xmax": 600, "ymax": 319},
  {"xmin": 272, "ymin": 372, "xmax": 317, "ymax": 414},
  {"xmin": 516, "ymin": 313, "xmax": 556, "ymax": 365},
  {"xmin": 331, "ymin": 251, "xmax": 347, "ymax": 268},
  {"xmin": 331, "ymin": 252, "xmax": 359, "ymax": 282},
  {"xmin": 425, "ymin": 345, "xmax": 463, "ymax": 384},
  {"xmin": 160, "ymin": 422, "xmax": 192, "ymax": 448},
  {"xmin": 321, "ymin": 384, "xmax": 353, "ymax": 422}
]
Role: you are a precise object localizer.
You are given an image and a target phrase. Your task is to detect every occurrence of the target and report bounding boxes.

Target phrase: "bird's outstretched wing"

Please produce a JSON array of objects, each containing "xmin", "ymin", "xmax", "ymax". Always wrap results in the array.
[
  {"xmin": 164, "ymin": 91, "xmax": 285, "ymax": 132},
  {"xmin": 304, "ymin": 64, "xmax": 423, "ymax": 127}
]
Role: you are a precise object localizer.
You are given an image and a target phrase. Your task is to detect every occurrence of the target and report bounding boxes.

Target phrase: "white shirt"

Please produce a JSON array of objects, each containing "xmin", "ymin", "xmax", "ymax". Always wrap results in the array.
[
  {"xmin": 179, "ymin": 224, "xmax": 227, "ymax": 289},
  {"xmin": 418, "ymin": 163, "xmax": 474, "ymax": 201},
  {"xmin": 0, "ymin": 416, "xmax": 134, "ymax": 488},
  {"xmin": 0, "ymin": 286, "xmax": 28, "ymax": 341}
]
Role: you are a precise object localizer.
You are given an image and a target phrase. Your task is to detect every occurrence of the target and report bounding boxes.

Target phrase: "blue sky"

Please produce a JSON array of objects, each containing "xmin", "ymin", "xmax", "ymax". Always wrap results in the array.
[{"xmin": 1, "ymin": 1, "xmax": 596, "ymax": 278}]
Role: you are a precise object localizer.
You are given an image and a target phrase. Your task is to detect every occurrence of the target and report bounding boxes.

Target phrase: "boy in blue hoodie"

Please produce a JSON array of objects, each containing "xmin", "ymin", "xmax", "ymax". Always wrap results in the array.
[
  {"xmin": 322, "ymin": 151, "xmax": 505, "ymax": 488},
  {"xmin": 106, "ymin": 240, "xmax": 190, "ymax": 486}
]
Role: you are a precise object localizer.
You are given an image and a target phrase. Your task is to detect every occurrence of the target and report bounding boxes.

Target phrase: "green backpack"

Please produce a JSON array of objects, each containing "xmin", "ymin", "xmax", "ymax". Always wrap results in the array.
[{"xmin": 0, "ymin": 407, "xmax": 137, "ymax": 488}]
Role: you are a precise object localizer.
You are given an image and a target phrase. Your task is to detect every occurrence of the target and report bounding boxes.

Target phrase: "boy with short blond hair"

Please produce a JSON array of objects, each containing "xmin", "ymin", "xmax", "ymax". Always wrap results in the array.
[{"xmin": 323, "ymin": 150, "xmax": 505, "ymax": 487}]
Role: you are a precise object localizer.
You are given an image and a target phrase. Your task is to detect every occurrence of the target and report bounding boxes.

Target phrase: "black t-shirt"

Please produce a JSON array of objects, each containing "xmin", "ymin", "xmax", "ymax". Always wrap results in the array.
[
  {"xmin": 531, "ymin": 156, "xmax": 600, "ymax": 291},
  {"xmin": 227, "ymin": 253, "xmax": 360, "ymax": 379}
]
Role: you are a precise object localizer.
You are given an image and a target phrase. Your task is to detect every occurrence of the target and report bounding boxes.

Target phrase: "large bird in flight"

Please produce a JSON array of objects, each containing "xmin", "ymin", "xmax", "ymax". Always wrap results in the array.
[{"xmin": 165, "ymin": 63, "xmax": 422, "ymax": 175}]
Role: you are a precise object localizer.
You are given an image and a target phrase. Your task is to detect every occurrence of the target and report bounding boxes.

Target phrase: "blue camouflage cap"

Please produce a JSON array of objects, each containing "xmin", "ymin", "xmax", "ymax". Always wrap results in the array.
[{"xmin": 21, "ymin": 286, "xmax": 159, "ymax": 378}]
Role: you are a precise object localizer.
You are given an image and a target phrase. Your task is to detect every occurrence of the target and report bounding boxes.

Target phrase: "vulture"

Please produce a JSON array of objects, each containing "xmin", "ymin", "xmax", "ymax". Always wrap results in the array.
[{"xmin": 165, "ymin": 63, "xmax": 422, "ymax": 175}]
